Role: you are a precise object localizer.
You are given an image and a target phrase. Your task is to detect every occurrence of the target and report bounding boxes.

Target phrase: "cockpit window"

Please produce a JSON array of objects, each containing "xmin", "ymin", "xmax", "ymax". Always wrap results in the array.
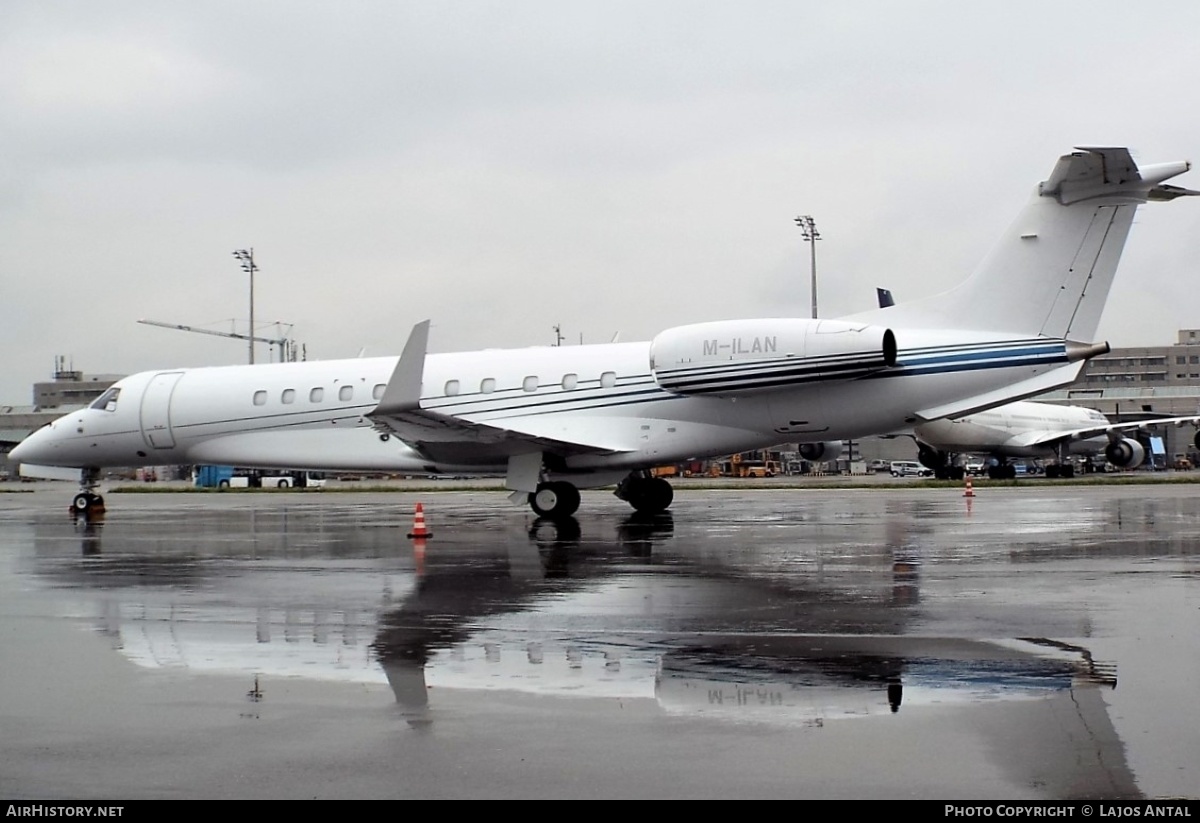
[{"xmin": 89, "ymin": 388, "xmax": 120, "ymax": 412}]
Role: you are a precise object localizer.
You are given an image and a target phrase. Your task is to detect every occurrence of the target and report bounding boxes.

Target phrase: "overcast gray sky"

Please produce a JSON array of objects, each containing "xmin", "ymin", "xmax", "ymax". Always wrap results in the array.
[{"xmin": 4, "ymin": 1, "xmax": 1200, "ymax": 404}]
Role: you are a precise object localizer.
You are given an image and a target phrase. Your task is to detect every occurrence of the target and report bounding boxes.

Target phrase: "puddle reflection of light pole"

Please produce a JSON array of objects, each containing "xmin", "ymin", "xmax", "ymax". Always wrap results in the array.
[
  {"xmin": 232, "ymin": 248, "xmax": 258, "ymax": 364},
  {"xmin": 795, "ymin": 215, "xmax": 820, "ymax": 319}
]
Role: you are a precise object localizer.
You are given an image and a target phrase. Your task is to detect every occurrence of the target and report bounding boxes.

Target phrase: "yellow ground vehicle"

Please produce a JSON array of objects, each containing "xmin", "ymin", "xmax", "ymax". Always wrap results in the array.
[
  {"xmin": 731, "ymin": 459, "xmax": 780, "ymax": 478},
  {"xmin": 715, "ymin": 452, "xmax": 783, "ymax": 477}
]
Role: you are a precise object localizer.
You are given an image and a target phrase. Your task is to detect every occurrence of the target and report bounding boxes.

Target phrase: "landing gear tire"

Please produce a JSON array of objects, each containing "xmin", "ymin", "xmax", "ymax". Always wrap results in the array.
[
  {"xmin": 71, "ymin": 491, "xmax": 103, "ymax": 514},
  {"xmin": 618, "ymin": 476, "xmax": 674, "ymax": 514},
  {"xmin": 529, "ymin": 481, "xmax": 581, "ymax": 519},
  {"xmin": 637, "ymin": 477, "xmax": 673, "ymax": 514}
]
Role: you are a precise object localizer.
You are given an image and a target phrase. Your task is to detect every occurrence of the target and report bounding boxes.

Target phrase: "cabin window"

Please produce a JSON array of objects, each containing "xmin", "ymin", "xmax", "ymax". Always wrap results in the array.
[
  {"xmin": 523, "ymin": 376, "xmax": 538, "ymax": 392},
  {"xmin": 445, "ymin": 380, "xmax": 461, "ymax": 396},
  {"xmin": 600, "ymin": 371, "xmax": 617, "ymax": 389},
  {"xmin": 339, "ymin": 385, "xmax": 353, "ymax": 401},
  {"xmin": 373, "ymin": 384, "xmax": 386, "ymax": 400},
  {"xmin": 562, "ymin": 373, "xmax": 578, "ymax": 390},
  {"xmin": 481, "ymin": 378, "xmax": 496, "ymax": 394},
  {"xmin": 281, "ymin": 389, "xmax": 296, "ymax": 404},
  {"xmin": 310, "ymin": 387, "xmax": 324, "ymax": 403},
  {"xmin": 89, "ymin": 388, "xmax": 120, "ymax": 412},
  {"xmin": 253, "ymin": 390, "xmax": 267, "ymax": 406}
]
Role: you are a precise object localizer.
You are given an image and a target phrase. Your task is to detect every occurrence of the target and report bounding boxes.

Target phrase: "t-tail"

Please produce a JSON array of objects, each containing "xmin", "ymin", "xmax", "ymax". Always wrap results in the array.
[{"xmin": 849, "ymin": 147, "xmax": 1197, "ymax": 342}]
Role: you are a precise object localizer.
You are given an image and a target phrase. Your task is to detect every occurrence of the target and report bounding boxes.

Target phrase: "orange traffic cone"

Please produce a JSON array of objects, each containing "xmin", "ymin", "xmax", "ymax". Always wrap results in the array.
[
  {"xmin": 407, "ymin": 502, "xmax": 433, "ymax": 539},
  {"xmin": 963, "ymin": 476, "xmax": 975, "ymax": 498}
]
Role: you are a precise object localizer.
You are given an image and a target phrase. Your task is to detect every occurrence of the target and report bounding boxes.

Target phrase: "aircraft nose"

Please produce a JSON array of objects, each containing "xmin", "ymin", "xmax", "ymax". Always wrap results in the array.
[{"xmin": 10, "ymin": 425, "xmax": 52, "ymax": 464}]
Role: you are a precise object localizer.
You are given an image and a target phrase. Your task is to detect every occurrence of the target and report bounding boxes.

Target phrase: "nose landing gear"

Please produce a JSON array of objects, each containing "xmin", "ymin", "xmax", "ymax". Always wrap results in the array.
[{"xmin": 70, "ymin": 468, "xmax": 106, "ymax": 516}]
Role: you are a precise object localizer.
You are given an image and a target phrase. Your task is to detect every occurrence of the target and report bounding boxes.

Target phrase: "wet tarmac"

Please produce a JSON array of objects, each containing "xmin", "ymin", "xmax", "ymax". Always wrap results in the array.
[{"xmin": 0, "ymin": 481, "xmax": 1197, "ymax": 800}]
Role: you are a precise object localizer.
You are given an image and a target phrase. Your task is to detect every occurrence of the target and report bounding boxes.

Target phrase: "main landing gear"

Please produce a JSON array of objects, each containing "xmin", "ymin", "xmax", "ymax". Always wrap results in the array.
[
  {"xmin": 70, "ymin": 468, "xmax": 105, "ymax": 516},
  {"xmin": 614, "ymin": 472, "xmax": 674, "ymax": 515},
  {"xmin": 525, "ymin": 471, "xmax": 675, "ymax": 519},
  {"xmin": 529, "ymin": 481, "xmax": 582, "ymax": 518}
]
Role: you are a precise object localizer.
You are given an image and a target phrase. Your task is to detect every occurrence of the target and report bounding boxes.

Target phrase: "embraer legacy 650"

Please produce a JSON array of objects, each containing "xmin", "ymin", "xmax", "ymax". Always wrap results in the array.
[{"xmin": 11, "ymin": 147, "xmax": 1197, "ymax": 517}]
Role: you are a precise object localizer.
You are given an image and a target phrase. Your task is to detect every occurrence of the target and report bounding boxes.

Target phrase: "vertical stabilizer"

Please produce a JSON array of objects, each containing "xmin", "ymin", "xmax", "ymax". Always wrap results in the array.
[{"xmin": 846, "ymin": 148, "xmax": 1195, "ymax": 341}]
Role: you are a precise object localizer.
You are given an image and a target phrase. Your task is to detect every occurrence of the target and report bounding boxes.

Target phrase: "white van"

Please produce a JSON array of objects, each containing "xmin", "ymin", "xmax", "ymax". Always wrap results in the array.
[{"xmin": 890, "ymin": 460, "xmax": 933, "ymax": 477}]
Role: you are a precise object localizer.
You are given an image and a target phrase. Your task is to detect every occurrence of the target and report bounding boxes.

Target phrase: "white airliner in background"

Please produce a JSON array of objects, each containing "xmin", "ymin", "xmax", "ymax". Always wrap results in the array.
[
  {"xmin": 10, "ymin": 147, "xmax": 1197, "ymax": 517},
  {"xmin": 911, "ymin": 400, "xmax": 1200, "ymax": 479}
]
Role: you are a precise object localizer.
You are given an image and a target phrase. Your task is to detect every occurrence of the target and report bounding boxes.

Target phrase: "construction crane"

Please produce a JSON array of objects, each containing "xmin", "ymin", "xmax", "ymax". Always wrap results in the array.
[{"xmin": 137, "ymin": 319, "xmax": 301, "ymax": 362}]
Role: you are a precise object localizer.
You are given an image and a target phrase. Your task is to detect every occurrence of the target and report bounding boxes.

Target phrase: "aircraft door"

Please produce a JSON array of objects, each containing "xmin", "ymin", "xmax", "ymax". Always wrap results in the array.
[{"xmin": 140, "ymin": 371, "xmax": 184, "ymax": 448}]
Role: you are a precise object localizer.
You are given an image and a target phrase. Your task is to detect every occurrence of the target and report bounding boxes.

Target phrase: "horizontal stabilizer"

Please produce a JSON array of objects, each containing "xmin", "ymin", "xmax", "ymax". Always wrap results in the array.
[
  {"xmin": 1040, "ymin": 147, "xmax": 1192, "ymax": 204},
  {"xmin": 915, "ymin": 363, "xmax": 1084, "ymax": 422}
]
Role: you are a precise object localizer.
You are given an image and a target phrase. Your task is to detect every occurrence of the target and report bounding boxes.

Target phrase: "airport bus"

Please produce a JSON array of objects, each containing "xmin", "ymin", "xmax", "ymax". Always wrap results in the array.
[{"xmin": 193, "ymin": 466, "xmax": 327, "ymax": 489}]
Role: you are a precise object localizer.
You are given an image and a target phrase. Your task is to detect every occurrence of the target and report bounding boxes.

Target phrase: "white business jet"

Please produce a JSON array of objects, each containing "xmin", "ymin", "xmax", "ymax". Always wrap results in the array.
[{"xmin": 11, "ymin": 147, "xmax": 1197, "ymax": 517}]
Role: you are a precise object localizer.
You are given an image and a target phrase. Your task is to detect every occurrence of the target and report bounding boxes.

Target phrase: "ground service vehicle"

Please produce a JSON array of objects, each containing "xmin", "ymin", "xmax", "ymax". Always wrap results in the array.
[
  {"xmin": 194, "ymin": 466, "xmax": 327, "ymax": 488},
  {"xmin": 890, "ymin": 461, "xmax": 933, "ymax": 477}
]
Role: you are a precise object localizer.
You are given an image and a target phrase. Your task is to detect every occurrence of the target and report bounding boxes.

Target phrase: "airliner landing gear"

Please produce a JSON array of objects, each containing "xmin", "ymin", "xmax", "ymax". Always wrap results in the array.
[
  {"xmin": 987, "ymin": 462, "xmax": 1016, "ymax": 480},
  {"xmin": 919, "ymin": 445, "xmax": 964, "ymax": 480},
  {"xmin": 528, "ymin": 481, "xmax": 581, "ymax": 519},
  {"xmin": 615, "ymin": 472, "xmax": 674, "ymax": 515},
  {"xmin": 71, "ymin": 468, "xmax": 105, "ymax": 516}
]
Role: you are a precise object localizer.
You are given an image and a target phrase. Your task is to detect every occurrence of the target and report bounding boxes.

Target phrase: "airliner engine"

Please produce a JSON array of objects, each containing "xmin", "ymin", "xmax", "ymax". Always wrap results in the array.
[
  {"xmin": 1105, "ymin": 437, "xmax": 1145, "ymax": 469},
  {"xmin": 798, "ymin": 441, "xmax": 843, "ymax": 462},
  {"xmin": 649, "ymin": 318, "xmax": 896, "ymax": 396}
]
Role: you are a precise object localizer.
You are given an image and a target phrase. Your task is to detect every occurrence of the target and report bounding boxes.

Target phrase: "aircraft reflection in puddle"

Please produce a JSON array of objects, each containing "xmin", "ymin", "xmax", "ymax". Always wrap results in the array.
[{"xmin": 35, "ymin": 510, "xmax": 1115, "ymax": 730}]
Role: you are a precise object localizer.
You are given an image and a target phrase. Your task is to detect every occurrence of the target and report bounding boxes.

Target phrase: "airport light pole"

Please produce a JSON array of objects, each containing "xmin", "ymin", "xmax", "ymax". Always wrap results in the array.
[
  {"xmin": 232, "ymin": 248, "xmax": 258, "ymax": 364},
  {"xmin": 795, "ymin": 215, "xmax": 820, "ymax": 319}
]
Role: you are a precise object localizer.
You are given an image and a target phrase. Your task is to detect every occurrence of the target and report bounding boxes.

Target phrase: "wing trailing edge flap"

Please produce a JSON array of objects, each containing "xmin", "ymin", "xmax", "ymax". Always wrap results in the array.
[{"xmin": 367, "ymin": 320, "xmax": 637, "ymax": 457}]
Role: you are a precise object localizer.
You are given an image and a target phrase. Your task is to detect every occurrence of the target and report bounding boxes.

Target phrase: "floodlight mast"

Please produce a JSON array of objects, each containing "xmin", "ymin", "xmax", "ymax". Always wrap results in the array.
[
  {"xmin": 232, "ymin": 248, "xmax": 259, "ymax": 364},
  {"xmin": 794, "ymin": 215, "xmax": 820, "ymax": 319}
]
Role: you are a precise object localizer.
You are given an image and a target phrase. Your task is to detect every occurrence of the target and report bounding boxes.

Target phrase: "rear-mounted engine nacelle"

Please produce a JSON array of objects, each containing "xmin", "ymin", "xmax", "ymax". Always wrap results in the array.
[
  {"xmin": 798, "ymin": 441, "xmax": 843, "ymax": 462},
  {"xmin": 1105, "ymin": 437, "xmax": 1145, "ymax": 469},
  {"xmin": 650, "ymin": 318, "xmax": 896, "ymax": 396}
]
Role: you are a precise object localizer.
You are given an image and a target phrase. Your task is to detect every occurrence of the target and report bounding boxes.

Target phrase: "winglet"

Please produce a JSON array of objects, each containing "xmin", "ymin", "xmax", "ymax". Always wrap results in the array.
[{"xmin": 370, "ymin": 320, "xmax": 430, "ymax": 417}]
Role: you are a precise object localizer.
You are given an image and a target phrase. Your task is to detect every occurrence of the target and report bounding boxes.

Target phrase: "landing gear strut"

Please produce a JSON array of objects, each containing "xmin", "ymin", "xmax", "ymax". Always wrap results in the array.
[{"xmin": 71, "ymin": 467, "xmax": 105, "ymax": 516}]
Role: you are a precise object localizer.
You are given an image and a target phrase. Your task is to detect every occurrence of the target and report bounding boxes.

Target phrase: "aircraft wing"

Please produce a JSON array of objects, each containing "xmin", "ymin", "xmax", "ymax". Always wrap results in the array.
[
  {"xmin": 366, "ymin": 320, "xmax": 636, "ymax": 458},
  {"xmin": 373, "ymin": 406, "xmax": 639, "ymax": 457},
  {"xmin": 1003, "ymin": 415, "xmax": 1200, "ymax": 450}
]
